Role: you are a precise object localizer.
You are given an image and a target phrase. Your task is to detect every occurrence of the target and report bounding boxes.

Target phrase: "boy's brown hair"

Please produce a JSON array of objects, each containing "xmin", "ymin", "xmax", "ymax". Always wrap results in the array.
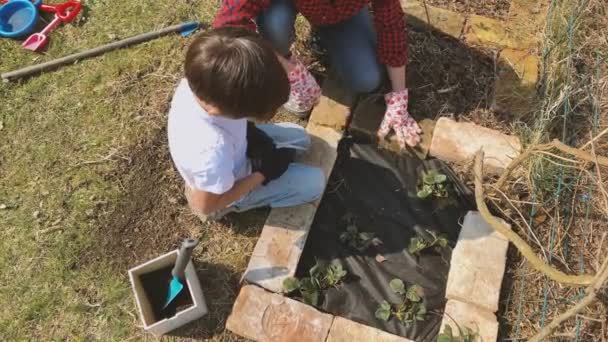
[{"xmin": 185, "ymin": 27, "xmax": 289, "ymax": 119}]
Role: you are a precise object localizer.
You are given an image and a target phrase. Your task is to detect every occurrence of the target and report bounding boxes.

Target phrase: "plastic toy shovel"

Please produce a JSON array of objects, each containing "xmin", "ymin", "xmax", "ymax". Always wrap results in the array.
[
  {"xmin": 22, "ymin": 12, "xmax": 60, "ymax": 51},
  {"xmin": 22, "ymin": 1, "xmax": 81, "ymax": 52},
  {"xmin": 163, "ymin": 238, "xmax": 199, "ymax": 309}
]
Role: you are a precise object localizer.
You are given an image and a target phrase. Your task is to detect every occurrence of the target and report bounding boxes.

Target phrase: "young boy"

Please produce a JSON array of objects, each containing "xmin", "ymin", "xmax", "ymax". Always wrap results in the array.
[{"xmin": 167, "ymin": 27, "xmax": 325, "ymax": 221}]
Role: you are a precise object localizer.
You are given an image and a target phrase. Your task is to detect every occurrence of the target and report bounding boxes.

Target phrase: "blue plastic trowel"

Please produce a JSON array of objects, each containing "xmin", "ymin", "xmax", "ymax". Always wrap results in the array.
[{"xmin": 163, "ymin": 238, "xmax": 199, "ymax": 309}]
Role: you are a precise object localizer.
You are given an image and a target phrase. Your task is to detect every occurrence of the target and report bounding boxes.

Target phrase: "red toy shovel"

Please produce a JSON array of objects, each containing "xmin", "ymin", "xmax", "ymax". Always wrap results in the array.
[
  {"xmin": 22, "ymin": 13, "xmax": 61, "ymax": 51},
  {"xmin": 21, "ymin": 1, "xmax": 81, "ymax": 52}
]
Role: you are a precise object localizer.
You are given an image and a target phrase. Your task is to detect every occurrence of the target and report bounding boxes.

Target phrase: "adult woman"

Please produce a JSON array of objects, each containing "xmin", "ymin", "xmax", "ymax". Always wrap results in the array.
[{"xmin": 214, "ymin": 0, "xmax": 421, "ymax": 148}]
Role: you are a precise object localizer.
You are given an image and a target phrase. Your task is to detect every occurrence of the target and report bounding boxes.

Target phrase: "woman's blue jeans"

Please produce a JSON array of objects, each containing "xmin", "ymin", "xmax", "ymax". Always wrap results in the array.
[{"xmin": 257, "ymin": 0, "xmax": 384, "ymax": 93}]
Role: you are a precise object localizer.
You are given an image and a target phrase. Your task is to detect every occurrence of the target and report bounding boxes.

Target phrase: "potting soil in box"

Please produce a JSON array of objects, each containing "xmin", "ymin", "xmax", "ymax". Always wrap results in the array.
[
  {"xmin": 296, "ymin": 139, "xmax": 475, "ymax": 341},
  {"xmin": 139, "ymin": 265, "xmax": 194, "ymax": 322}
]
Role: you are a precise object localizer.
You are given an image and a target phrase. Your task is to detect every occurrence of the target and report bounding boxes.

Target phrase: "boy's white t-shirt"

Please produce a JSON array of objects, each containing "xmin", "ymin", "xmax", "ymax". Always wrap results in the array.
[{"xmin": 167, "ymin": 79, "xmax": 251, "ymax": 194}]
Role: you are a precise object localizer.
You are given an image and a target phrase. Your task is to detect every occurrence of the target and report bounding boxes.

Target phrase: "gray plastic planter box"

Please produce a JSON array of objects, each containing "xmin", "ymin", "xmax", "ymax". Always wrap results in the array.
[{"xmin": 128, "ymin": 250, "xmax": 208, "ymax": 336}]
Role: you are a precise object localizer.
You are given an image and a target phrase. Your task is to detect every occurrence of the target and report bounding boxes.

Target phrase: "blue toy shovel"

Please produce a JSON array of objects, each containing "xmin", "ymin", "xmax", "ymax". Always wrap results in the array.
[{"xmin": 163, "ymin": 238, "xmax": 199, "ymax": 309}]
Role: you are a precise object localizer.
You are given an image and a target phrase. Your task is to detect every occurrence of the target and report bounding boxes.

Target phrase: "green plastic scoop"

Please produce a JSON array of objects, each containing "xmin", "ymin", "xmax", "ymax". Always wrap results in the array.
[{"xmin": 163, "ymin": 238, "xmax": 199, "ymax": 309}]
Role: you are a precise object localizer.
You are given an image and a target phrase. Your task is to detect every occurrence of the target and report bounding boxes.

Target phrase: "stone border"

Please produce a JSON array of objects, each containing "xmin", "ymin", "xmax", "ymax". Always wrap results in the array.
[
  {"xmin": 242, "ymin": 78, "xmax": 349, "ymax": 293},
  {"xmin": 439, "ymin": 211, "xmax": 511, "ymax": 341},
  {"xmin": 429, "ymin": 117, "xmax": 521, "ymax": 174},
  {"xmin": 226, "ymin": 285, "xmax": 414, "ymax": 342}
]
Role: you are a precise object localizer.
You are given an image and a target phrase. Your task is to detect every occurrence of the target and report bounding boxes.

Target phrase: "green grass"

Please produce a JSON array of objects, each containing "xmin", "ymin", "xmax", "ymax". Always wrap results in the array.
[{"xmin": 0, "ymin": 1, "xmax": 226, "ymax": 340}]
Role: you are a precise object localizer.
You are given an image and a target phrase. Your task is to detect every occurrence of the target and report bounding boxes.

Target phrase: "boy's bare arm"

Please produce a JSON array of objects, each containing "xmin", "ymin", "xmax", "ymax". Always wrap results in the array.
[{"xmin": 188, "ymin": 172, "xmax": 265, "ymax": 214}]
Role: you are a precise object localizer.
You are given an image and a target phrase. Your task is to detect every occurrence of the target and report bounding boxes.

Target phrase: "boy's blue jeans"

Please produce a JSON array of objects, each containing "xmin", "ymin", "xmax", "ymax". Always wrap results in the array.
[
  {"xmin": 257, "ymin": 0, "xmax": 384, "ymax": 93},
  {"xmin": 232, "ymin": 122, "xmax": 325, "ymax": 210}
]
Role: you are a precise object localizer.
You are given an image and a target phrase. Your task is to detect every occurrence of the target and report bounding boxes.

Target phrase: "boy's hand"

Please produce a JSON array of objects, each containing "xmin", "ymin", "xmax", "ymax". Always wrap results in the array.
[
  {"xmin": 251, "ymin": 148, "xmax": 295, "ymax": 185},
  {"xmin": 246, "ymin": 122, "xmax": 275, "ymax": 159}
]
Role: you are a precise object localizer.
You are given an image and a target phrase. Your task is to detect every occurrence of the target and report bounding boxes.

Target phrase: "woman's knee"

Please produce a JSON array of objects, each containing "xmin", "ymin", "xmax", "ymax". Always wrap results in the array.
[
  {"xmin": 257, "ymin": 0, "xmax": 297, "ymax": 55},
  {"xmin": 350, "ymin": 66, "xmax": 383, "ymax": 93}
]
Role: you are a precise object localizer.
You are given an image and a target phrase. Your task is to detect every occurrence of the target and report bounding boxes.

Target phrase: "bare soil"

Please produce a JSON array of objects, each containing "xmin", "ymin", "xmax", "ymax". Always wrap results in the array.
[
  {"xmin": 406, "ymin": 27, "xmax": 497, "ymax": 121},
  {"xmin": 425, "ymin": 0, "xmax": 512, "ymax": 20}
]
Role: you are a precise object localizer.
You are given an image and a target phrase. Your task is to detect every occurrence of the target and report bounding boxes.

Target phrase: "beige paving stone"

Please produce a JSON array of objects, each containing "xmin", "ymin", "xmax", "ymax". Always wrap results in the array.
[
  {"xmin": 445, "ymin": 211, "xmax": 510, "ymax": 313},
  {"xmin": 499, "ymin": 48, "xmax": 539, "ymax": 85},
  {"xmin": 464, "ymin": 14, "xmax": 536, "ymax": 50},
  {"xmin": 243, "ymin": 121, "xmax": 342, "ymax": 293},
  {"xmin": 327, "ymin": 316, "xmax": 414, "ymax": 342},
  {"xmin": 491, "ymin": 48, "xmax": 539, "ymax": 117},
  {"xmin": 440, "ymin": 300, "xmax": 499, "ymax": 342},
  {"xmin": 429, "ymin": 117, "xmax": 521, "ymax": 174},
  {"xmin": 309, "ymin": 73, "xmax": 353, "ymax": 131},
  {"xmin": 401, "ymin": 0, "xmax": 466, "ymax": 38},
  {"xmin": 226, "ymin": 285, "xmax": 334, "ymax": 342}
]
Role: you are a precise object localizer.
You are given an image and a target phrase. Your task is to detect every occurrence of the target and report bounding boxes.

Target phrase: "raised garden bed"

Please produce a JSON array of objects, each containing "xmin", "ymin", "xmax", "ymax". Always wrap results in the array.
[{"xmin": 286, "ymin": 140, "xmax": 475, "ymax": 340}]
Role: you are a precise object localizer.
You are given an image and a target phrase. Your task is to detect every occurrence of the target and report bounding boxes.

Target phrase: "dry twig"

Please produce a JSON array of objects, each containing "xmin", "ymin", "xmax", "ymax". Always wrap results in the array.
[{"xmin": 474, "ymin": 150, "xmax": 594, "ymax": 285}]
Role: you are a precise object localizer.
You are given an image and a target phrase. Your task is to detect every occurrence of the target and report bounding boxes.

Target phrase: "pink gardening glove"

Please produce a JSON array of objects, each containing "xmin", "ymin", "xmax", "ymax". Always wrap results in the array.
[
  {"xmin": 283, "ymin": 59, "xmax": 322, "ymax": 114},
  {"xmin": 378, "ymin": 89, "xmax": 422, "ymax": 148}
]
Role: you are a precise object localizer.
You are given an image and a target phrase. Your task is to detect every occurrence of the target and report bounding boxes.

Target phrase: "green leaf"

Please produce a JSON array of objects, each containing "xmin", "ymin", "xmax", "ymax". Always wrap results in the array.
[
  {"xmin": 417, "ymin": 189, "xmax": 431, "ymax": 198},
  {"xmin": 413, "ymin": 303, "xmax": 427, "ymax": 321},
  {"xmin": 325, "ymin": 264, "xmax": 347, "ymax": 286},
  {"xmin": 443, "ymin": 325, "xmax": 453, "ymax": 337},
  {"xmin": 375, "ymin": 301, "xmax": 392, "ymax": 321},
  {"xmin": 423, "ymin": 171, "xmax": 436, "ymax": 185},
  {"xmin": 434, "ymin": 173, "xmax": 447, "ymax": 184},
  {"xmin": 437, "ymin": 336, "xmax": 452, "ymax": 342},
  {"xmin": 436, "ymin": 236, "xmax": 449, "ymax": 248},
  {"xmin": 408, "ymin": 237, "xmax": 428, "ymax": 255},
  {"xmin": 389, "ymin": 278, "xmax": 406, "ymax": 295},
  {"xmin": 300, "ymin": 277, "xmax": 318, "ymax": 293},
  {"xmin": 437, "ymin": 325, "xmax": 455, "ymax": 342},
  {"xmin": 301, "ymin": 290, "xmax": 319, "ymax": 306},
  {"xmin": 346, "ymin": 225, "xmax": 358, "ymax": 234},
  {"xmin": 282, "ymin": 277, "xmax": 301, "ymax": 293},
  {"xmin": 309, "ymin": 262, "xmax": 323, "ymax": 279},
  {"xmin": 406, "ymin": 284, "xmax": 423, "ymax": 302}
]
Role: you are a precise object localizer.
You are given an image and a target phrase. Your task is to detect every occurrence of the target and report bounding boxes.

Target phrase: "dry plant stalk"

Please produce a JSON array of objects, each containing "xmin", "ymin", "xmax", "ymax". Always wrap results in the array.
[
  {"xmin": 474, "ymin": 151, "xmax": 595, "ymax": 285},
  {"xmin": 496, "ymin": 139, "xmax": 608, "ymax": 190},
  {"xmin": 475, "ymin": 134, "xmax": 608, "ymax": 339},
  {"xmin": 529, "ymin": 256, "xmax": 608, "ymax": 341}
]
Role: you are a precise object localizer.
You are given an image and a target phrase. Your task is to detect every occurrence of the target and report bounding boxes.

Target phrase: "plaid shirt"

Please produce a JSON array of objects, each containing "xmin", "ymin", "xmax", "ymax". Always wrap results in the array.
[{"xmin": 213, "ymin": 0, "xmax": 408, "ymax": 66}]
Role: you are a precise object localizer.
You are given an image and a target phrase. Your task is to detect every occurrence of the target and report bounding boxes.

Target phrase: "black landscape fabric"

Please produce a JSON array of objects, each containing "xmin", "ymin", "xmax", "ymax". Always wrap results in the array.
[{"xmin": 296, "ymin": 139, "xmax": 476, "ymax": 341}]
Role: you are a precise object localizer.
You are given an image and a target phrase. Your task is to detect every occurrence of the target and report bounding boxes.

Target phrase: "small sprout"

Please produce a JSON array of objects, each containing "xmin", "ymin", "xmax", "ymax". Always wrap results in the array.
[
  {"xmin": 377, "ymin": 279, "xmax": 427, "ymax": 325},
  {"xmin": 417, "ymin": 170, "xmax": 450, "ymax": 200},
  {"xmin": 437, "ymin": 324, "xmax": 480, "ymax": 342},
  {"xmin": 283, "ymin": 262, "xmax": 348, "ymax": 308},
  {"xmin": 406, "ymin": 284, "xmax": 423, "ymax": 302},
  {"xmin": 325, "ymin": 264, "xmax": 347, "ymax": 287},
  {"xmin": 408, "ymin": 236, "xmax": 429, "ymax": 255},
  {"xmin": 408, "ymin": 231, "xmax": 450, "ymax": 255},
  {"xmin": 375, "ymin": 300, "xmax": 392, "ymax": 321},
  {"xmin": 340, "ymin": 224, "xmax": 382, "ymax": 252},
  {"xmin": 301, "ymin": 290, "xmax": 319, "ymax": 306},
  {"xmin": 437, "ymin": 325, "xmax": 454, "ymax": 342},
  {"xmin": 389, "ymin": 278, "xmax": 406, "ymax": 295},
  {"xmin": 283, "ymin": 277, "xmax": 301, "ymax": 293},
  {"xmin": 309, "ymin": 261, "xmax": 323, "ymax": 279}
]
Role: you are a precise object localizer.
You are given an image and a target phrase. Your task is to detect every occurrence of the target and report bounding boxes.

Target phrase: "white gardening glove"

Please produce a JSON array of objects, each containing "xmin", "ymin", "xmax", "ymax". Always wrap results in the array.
[
  {"xmin": 282, "ymin": 58, "xmax": 322, "ymax": 114},
  {"xmin": 378, "ymin": 89, "xmax": 422, "ymax": 148}
]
